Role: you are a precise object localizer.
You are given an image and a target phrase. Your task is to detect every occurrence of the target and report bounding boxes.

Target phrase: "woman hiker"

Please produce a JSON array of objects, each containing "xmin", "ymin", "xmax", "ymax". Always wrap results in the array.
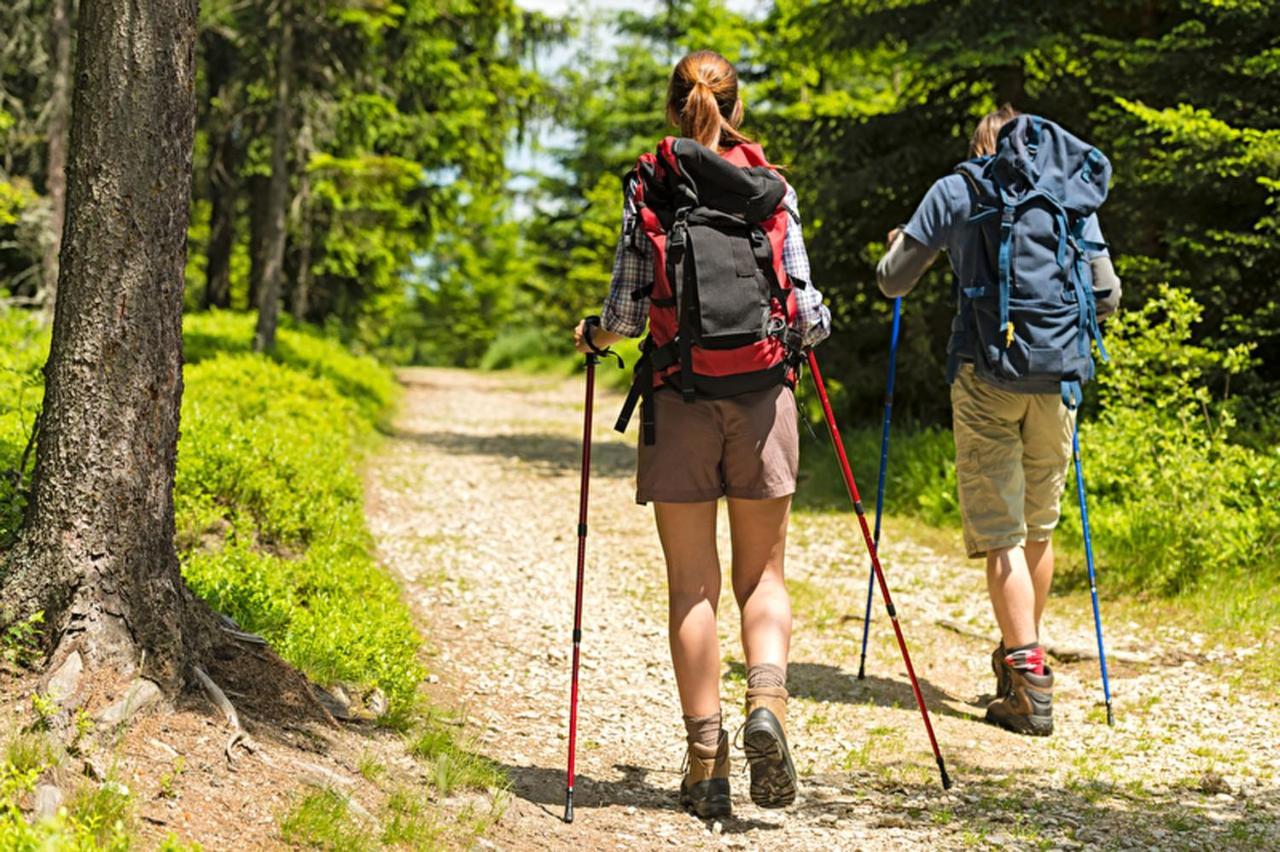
[
  {"xmin": 572, "ymin": 50, "xmax": 831, "ymax": 817},
  {"xmin": 876, "ymin": 105, "xmax": 1122, "ymax": 736}
]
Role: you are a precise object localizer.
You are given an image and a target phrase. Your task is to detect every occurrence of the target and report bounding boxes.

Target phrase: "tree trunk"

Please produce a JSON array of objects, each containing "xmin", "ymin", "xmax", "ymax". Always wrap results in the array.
[
  {"xmin": 1, "ymin": 0, "xmax": 211, "ymax": 697},
  {"xmin": 994, "ymin": 63, "xmax": 1026, "ymax": 109},
  {"xmin": 203, "ymin": 129, "xmax": 237, "ymax": 310},
  {"xmin": 40, "ymin": 0, "xmax": 74, "ymax": 322},
  {"xmin": 202, "ymin": 33, "xmax": 237, "ymax": 311},
  {"xmin": 290, "ymin": 170, "xmax": 312, "ymax": 323},
  {"xmin": 253, "ymin": 7, "xmax": 294, "ymax": 352},
  {"xmin": 247, "ymin": 174, "xmax": 269, "ymax": 310}
]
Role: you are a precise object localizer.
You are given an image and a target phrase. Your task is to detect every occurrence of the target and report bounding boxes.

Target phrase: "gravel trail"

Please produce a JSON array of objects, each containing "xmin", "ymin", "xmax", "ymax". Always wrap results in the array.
[{"xmin": 367, "ymin": 367, "xmax": 1279, "ymax": 851}]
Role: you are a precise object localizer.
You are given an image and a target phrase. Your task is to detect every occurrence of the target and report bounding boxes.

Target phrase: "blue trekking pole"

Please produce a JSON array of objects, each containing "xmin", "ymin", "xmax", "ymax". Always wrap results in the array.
[
  {"xmin": 857, "ymin": 297, "xmax": 902, "ymax": 680},
  {"xmin": 1072, "ymin": 419, "xmax": 1114, "ymax": 727}
]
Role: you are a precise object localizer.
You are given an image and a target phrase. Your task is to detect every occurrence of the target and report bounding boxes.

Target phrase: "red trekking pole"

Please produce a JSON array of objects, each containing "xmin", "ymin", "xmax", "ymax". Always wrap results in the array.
[
  {"xmin": 807, "ymin": 351, "xmax": 952, "ymax": 790},
  {"xmin": 563, "ymin": 318, "xmax": 621, "ymax": 824}
]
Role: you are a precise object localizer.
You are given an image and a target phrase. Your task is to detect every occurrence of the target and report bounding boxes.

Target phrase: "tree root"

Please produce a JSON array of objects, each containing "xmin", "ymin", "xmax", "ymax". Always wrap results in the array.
[{"xmin": 192, "ymin": 665, "xmax": 257, "ymax": 766}]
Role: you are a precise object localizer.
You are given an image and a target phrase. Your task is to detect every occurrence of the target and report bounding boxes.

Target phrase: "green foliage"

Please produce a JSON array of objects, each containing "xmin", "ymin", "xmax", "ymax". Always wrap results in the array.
[
  {"xmin": 0, "ymin": 310, "xmax": 49, "ymax": 544},
  {"xmin": 0, "ymin": 731, "xmax": 136, "ymax": 851},
  {"xmin": 279, "ymin": 788, "xmax": 374, "ymax": 851},
  {"xmin": 183, "ymin": 311, "xmax": 398, "ymax": 426},
  {"xmin": 0, "ymin": 309, "xmax": 422, "ymax": 725},
  {"xmin": 1069, "ymin": 286, "xmax": 1279, "ymax": 597},
  {"xmin": 175, "ymin": 315, "xmax": 422, "ymax": 723},
  {"xmin": 1, "ymin": 611, "xmax": 43, "ymax": 669},
  {"xmin": 407, "ymin": 714, "xmax": 507, "ymax": 796}
]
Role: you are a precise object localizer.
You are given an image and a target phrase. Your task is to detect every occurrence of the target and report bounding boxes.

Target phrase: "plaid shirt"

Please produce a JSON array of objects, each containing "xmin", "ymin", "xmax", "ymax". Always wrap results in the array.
[{"xmin": 600, "ymin": 182, "xmax": 832, "ymax": 347}]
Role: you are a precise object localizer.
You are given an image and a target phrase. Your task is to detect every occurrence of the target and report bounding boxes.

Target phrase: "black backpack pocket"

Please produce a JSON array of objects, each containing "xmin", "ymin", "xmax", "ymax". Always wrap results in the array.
[{"xmin": 684, "ymin": 221, "xmax": 771, "ymax": 350}]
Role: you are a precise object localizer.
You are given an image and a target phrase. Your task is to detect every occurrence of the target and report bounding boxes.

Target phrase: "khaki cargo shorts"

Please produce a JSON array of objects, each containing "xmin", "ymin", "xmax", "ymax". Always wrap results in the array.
[
  {"xmin": 636, "ymin": 385, "xmax": 798, "ymax": 504},
  {"xmin": 951, "ymin": 364, "xmax": 1075, "ymax": 558}
]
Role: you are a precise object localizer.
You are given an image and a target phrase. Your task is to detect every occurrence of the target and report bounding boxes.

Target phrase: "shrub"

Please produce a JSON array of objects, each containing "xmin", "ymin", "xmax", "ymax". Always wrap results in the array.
[
  {"xmin": 176, "ymin": 350, "xmax": 422, "ymax": 722},
  {"xmin": 0, "ymin": 309, "xmax": 423, "ymax": 724},
  {"xmin": 0, "ymin": 310, "xmax": 49, "ymax": 544},
  {"xmin": 1065, "ymin": 286, "xmax": 1280, "ymax": 597},
  {"xmin": 183, "ymin": 310, "xmax": 398, "ymax": 427}
]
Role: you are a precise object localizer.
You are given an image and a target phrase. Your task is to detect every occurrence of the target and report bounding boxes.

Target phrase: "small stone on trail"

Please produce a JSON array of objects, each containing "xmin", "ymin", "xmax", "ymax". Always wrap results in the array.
[{"xmin": 712, "ymin": 820, "xmax": 722, "ymax": 835}]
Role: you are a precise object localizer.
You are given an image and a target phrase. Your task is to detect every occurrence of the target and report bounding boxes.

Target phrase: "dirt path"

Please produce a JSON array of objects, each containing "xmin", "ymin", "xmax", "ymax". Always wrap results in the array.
[{"xmin": 367, "ymin": 368, "xmax": 1279, "ymax": 851}]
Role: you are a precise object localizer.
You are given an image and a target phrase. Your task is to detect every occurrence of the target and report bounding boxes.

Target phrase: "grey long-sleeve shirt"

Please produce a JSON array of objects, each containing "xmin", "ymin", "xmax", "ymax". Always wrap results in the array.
[{"xmin": 876, "ymin": 233, "xmax": 1122, "ymax": 318}]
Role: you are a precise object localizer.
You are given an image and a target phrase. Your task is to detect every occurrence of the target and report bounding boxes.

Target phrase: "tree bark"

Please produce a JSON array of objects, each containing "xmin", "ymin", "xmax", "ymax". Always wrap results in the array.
[
  {"xmin": 253, "ymin": 5, "xmax": 294, "ymax": 352},
  {"xmin": 290, "ymin": 170, "xmax": 312, "ymax": 323},
  {"xmin": 1, "ymin": 0, "xmax": 211, "ymax": 696},
  {"xmin": 247, "ymin": 173, "xmax": 269, "ymax": 310},
  {"xmin": 202, "ymin": 33, "xmax": 237, "ymax": 311},
  {"xmin": 40, "ymin": 0, "xmax": 74, "ymax": 322}
]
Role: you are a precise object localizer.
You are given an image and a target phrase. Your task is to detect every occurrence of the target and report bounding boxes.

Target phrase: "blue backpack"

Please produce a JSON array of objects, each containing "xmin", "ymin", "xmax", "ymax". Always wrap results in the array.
[{"xmin": 950, "ymin": 115, "xmax": 1112, "ymax": 404}]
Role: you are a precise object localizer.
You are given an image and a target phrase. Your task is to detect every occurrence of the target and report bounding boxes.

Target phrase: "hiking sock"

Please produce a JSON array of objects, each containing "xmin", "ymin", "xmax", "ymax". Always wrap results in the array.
[
  {"xmin": 683, "ymin": 712, "xmax": 722, "ymax": 750},
  {"xmin": 1004, "ymin": 642, "xmax": 1047, "ymax": 676},
  {"xmin": 746, "ymin": 663, "xmax": 786, "ymax": 691}
]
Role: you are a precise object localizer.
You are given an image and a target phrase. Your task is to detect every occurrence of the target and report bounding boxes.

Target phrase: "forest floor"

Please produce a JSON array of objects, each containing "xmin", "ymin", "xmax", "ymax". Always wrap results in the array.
[{"xmin": 366, "ymin": 367, "xmax": 1280, "ymax": 852}]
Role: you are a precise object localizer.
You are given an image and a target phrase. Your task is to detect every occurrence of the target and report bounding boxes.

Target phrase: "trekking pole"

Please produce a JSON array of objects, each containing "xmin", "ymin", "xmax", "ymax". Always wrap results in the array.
[
  {"xmin": 857, "ymin": 297, "xmax": 902, "ymax": 680},
  {"xmin": 563, "ymin": 317, "xmax": 622, "ymax": 824},
  {"xmin": 1072, "ymin": 420, "xmax": 1114, "ymax": 727},
  {"xmin": 807, "ymin": 350, "xmax": 952, "ymax": 790}
]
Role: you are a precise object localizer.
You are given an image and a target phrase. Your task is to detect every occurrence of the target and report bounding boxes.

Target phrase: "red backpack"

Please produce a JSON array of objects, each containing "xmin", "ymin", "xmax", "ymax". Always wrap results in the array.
[{"xmin": 614, "ymin": 137, "xmax": 802, "ymax": 445}]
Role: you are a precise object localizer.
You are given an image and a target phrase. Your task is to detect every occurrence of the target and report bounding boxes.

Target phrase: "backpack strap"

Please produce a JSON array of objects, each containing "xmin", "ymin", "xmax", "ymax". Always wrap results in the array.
[
  {"xmin": 1069, "ymin": 219, "xmax": 1111, "ymax": 363},
  {"xmin": 667, "ymin": 210, "xmax": 696, "ymax": 404},
  {"xmin": 996, "ymin": 185, "xmax": 1016, "ymax": 349},
  {"xmin": 615, "ymin": 337, "xmax": 659, "ymax": 445},
  {"xmin": 1061, "ymin": 380, "xmax": 1082, "ymax": 411}
]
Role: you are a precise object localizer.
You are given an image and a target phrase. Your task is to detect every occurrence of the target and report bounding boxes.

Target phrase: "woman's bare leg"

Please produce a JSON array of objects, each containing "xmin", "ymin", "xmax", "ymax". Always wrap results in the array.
[
  {"xmin": 654, "ymin": 500, "xmax": 722, "ymax": 717},
  {"xmin": 727, "ymin": 496, "xmax": 792, "ymax": 670}
]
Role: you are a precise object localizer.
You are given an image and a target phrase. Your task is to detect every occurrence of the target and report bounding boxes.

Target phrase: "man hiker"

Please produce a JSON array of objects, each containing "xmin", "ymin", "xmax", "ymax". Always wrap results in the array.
[{"xmin": 874, "ymin": 106, "xmax": 1121, "ymax": 735}]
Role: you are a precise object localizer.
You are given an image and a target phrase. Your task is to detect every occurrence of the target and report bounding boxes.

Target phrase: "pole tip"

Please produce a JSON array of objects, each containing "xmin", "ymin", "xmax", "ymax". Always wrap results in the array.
[
  {"xmin": 563, "ymin": 790, "xmax": 574, "ymax": 824},
  {"xmin": 938, "ymin": 758, "xmax": 953, "ymax": 790},
  {"xmin": 1106, "ymin": 702, "xmax": 1115, "ymax": 728},
  {"xmin": 856, "ymin": 662, "xmax": 866, "ymax": 681}
]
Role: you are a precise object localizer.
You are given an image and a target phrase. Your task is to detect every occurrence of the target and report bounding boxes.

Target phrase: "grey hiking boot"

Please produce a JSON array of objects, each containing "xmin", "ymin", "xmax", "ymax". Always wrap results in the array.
[
  {"xmin": 742, "ymin": 686, "xmax": 797, "ymax": 808},
  {"xmin": 992, "ymin": 643, "xmax": 1010, "ymax": 698},
  {"xmin": 679, "ymin": 730, "xmax": 731, "ymax": 818},
  {"xmin": 986, "ymin": 662, "xmax": 1054, "ymax": 736}
]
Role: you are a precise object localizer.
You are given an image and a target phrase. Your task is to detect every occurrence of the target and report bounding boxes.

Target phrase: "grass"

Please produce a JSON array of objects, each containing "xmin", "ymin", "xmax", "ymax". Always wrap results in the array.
[
  {"xmin": 1, "ymin": 308, "xmax": 510, "ymax": 848},
  {"xmin": 280, "ymin": 788, "xmax": 374, "ymax": 851},
  {"xmin": 408, "ymin": 713, "xmax": 507, "ymax": 797}
]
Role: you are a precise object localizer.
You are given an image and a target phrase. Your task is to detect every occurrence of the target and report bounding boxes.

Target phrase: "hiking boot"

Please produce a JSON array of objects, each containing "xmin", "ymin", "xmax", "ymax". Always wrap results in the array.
[
  {"xmin": 742, "ymin": 686, "xmax": 797, "ymax": 808},
  {"xmin": 986, "ymin": 663, "xmax": 1054, "ymax": 736},
  {"xmin": 992, "ymin": 643, "xmax": 1010, "ymax": 698},
  {"xmin": 679, "ymin": 730, "xmax": 731, "ymax": 818}
]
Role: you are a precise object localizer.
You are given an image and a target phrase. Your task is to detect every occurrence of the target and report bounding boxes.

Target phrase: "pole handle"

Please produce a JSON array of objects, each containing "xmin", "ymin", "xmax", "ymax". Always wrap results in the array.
[{"xmin": 581, "ymin": 316, "xmax": 624, "ymax": 369}]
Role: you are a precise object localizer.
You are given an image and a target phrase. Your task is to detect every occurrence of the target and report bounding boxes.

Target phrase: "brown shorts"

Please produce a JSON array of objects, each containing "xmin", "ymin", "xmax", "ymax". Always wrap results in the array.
[{"xmin": 635, "ymin": 385, "xmax": 799, "ymax": 504}]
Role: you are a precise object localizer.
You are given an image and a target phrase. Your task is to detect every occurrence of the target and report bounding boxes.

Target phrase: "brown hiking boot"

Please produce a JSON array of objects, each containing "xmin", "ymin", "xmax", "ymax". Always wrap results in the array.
[
  {"xmin": 679, "ymin": 730, "xmax": 731, "ymax": 818},
  {"xmin": 992, "ymin": 643, "xmax": 1010, "ymax": 698},
  {"xmin": 742, "ymin": 686, "xmax": 797, "ymax": 808},
  {"xmin": 986, "ymin": 662, "xmax": 1054, "ymax": 736}
]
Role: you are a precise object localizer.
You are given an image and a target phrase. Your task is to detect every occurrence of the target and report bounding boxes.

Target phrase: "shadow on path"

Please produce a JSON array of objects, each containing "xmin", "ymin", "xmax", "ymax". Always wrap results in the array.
[
  {"xmin": 497, "ymin": 761, "xmax": 781, "ymax": 833},
  {"xmin": 395, "ymin": 429, "xmax": 635, "ymax": 478},
  {"xmin": 725, "ymin": 661, "xmax": 983, "ymax": 723}
]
